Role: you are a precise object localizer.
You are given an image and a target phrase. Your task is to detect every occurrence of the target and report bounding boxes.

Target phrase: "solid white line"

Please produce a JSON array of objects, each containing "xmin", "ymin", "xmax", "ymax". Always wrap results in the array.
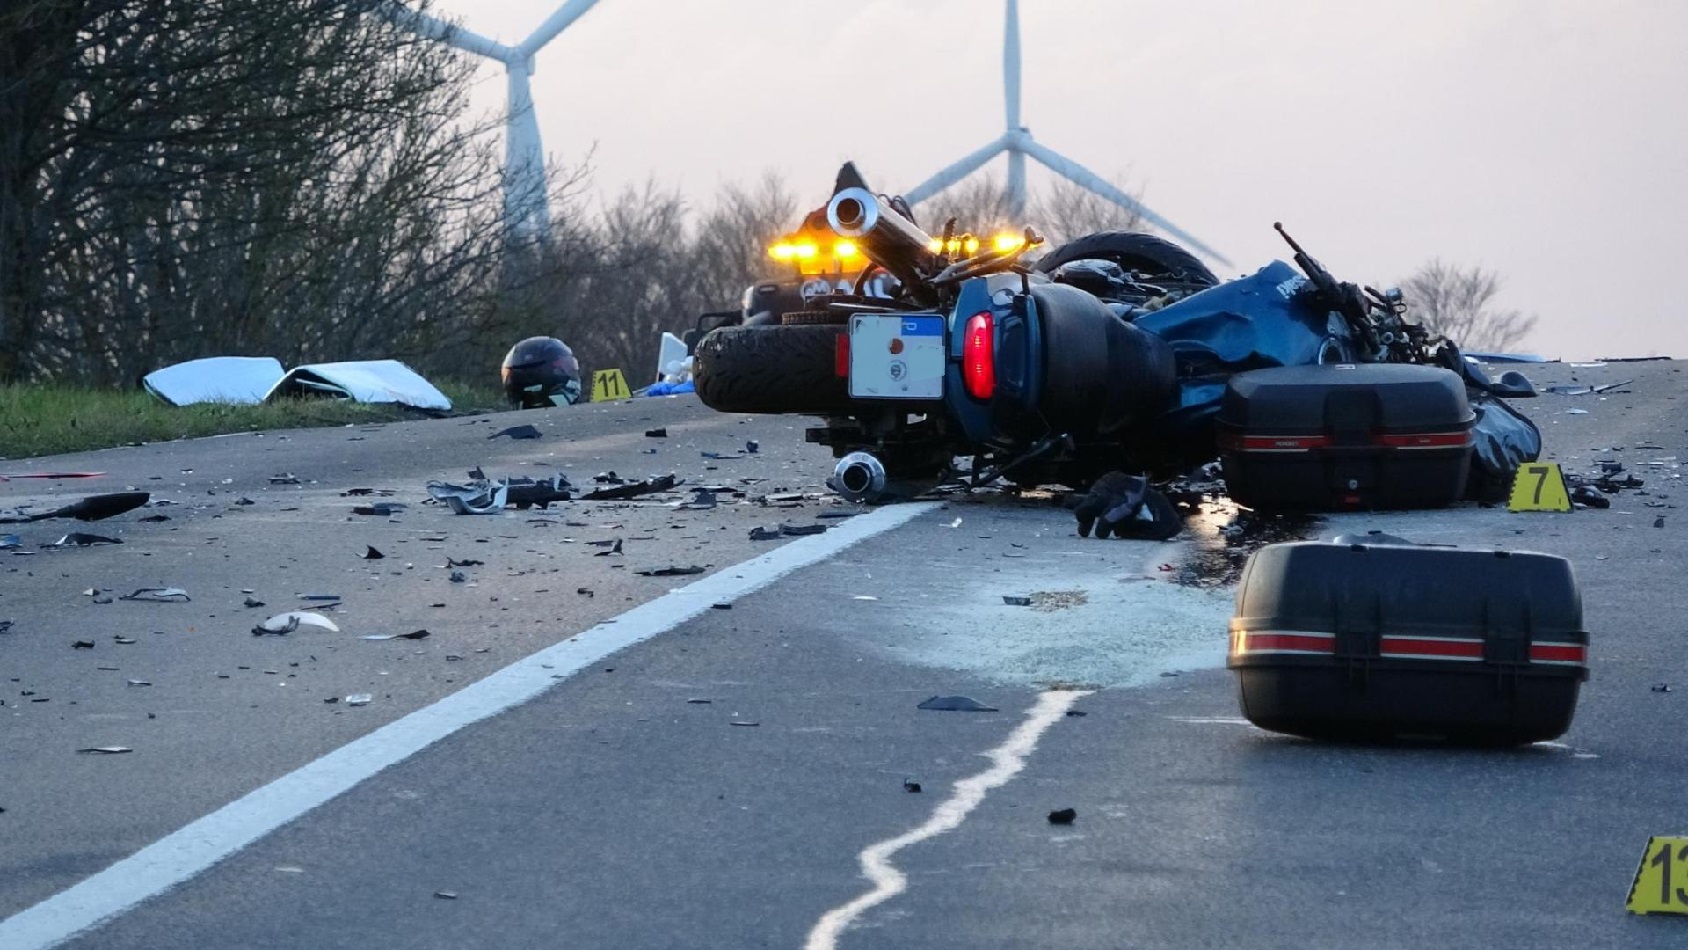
[
  {"xmin": 804, "ymin": 688, "xmax": 1090, "ymax": 950},
  {"xmin": 0, "ymin": 501, "xmax": 942, "ymax": 950}
]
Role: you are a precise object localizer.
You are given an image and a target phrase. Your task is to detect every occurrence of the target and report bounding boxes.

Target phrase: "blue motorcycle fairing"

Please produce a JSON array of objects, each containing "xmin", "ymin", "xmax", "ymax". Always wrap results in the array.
[{"xmin": 1132, "ymin": 260, "xmax": 1349, "ymax": 433}]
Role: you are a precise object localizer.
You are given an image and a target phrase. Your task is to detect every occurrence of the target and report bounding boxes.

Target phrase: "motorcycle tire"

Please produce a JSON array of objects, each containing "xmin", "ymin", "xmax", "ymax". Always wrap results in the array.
[
  {"xmin": 1035, "ymin": 230, "xmax": 1219, "ymax": 288},
  {"xmin": 780, "ymin": 310, "xmax": 848, "ymax": 326},
  {"xmin": 693, "ymin": 324, "xmax": 853, "ymax": 415},
  {"xmin": 1034, "ymin": 283, "xmax": 1178, "ymax": 435}
]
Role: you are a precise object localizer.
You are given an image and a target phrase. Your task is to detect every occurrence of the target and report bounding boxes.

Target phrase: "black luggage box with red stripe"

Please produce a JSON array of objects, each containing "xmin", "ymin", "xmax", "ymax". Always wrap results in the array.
[
  {"xmin": 1217, "ymin": 364, "xmax": 1474, "ymax": 511},
  {"xmin": 1228, "ymin": 539, "xmax": 1589, "ymax": 745}
]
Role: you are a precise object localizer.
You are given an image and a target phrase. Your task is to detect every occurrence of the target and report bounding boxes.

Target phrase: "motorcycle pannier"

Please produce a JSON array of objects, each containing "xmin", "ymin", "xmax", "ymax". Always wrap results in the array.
[
  {"xmin": 1228, "ymin": 539, "xmax": 1589, "ymax": 745},
  {"xmin": 1217, "ymin": 364, "xmax": 1474, "ymax": 511}
]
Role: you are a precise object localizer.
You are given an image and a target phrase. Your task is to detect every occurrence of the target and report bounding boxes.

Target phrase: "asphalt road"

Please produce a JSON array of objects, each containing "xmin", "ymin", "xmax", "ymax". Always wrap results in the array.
[{"xmin": 3, "ymin": 359, "xmax": 1686, "ymax": 948}]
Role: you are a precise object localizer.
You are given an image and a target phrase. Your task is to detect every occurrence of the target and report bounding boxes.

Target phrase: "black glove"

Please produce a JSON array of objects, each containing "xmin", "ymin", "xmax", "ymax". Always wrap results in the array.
[{"xmin": 1069, "ymin": 472, "xmax": 1182, "ymax": 541}]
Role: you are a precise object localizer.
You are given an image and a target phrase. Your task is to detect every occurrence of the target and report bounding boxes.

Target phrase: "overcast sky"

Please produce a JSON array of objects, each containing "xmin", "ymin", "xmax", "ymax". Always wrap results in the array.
[{"xmin": 427, "ymin": 0, "xmax": 1686, "ymax": 360}]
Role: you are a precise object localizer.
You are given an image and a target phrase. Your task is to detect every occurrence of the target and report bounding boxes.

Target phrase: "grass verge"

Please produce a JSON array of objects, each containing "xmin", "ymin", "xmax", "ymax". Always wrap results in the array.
[{"xmin": 0, "ymin": 382, "xmax": 508, "ymax": 461}]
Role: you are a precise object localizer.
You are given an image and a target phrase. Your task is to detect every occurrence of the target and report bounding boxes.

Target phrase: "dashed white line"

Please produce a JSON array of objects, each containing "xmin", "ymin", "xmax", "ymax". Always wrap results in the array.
[
  {"xmin": 0, "ymin": 501, "xmax": 941, "ymax": 950},
  {"xmin": 804, "ymin": 688, "xmax": 1091, "ymax": 950}
]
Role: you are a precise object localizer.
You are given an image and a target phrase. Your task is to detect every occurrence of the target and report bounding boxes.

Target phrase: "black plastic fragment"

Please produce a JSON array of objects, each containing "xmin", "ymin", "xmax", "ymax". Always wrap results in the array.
[
  {"xmin": 488, "ymin": 425, "xmax": 542, "ymax": 440},
  {"xmin": 918, "ymin": 695, "xmax": 999, "ymax": 712}
]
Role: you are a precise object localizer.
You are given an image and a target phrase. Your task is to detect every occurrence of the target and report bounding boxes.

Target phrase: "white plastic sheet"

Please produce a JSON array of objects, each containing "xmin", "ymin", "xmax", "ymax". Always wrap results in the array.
[
  {"xmin": 141, "ymin": 357, "xmax": 285, "ymax": 406},
  {"xmin": 266, "ymin": 360, "xmax": 451, "ymax": 411}
]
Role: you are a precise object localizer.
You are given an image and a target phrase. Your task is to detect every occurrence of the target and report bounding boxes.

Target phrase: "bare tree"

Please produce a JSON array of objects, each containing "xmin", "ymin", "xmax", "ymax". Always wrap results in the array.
[
  {"xmin": 1030, "ymin": 174, "xmax": 1144, "ymax": 245},
  {"xmin": 1398, "ymin": 259, "xmax": 1537, "ymax": 353},
  {"xmin": 908, "ymin": 171, "xmax": 1147, "ymax": 250}
]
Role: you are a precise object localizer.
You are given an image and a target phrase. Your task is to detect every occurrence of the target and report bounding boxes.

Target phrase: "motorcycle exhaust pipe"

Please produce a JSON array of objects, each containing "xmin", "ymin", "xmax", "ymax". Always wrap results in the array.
[
  {"xmin": 829, "ymin": 451, "xmax": 888, "ymax": 504},
  {"xmin": 827, "ymin": 187, "xmax": 940, "ymax": 307}
]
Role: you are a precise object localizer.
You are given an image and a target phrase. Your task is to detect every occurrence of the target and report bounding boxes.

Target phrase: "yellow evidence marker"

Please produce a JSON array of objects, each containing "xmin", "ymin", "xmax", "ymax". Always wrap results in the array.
[
  {"xmin": 1508, "ymin": 462, "xmax": 1573, "ymax": 512},
  {"xmin": 591, "ymin": 368, "xmax": 631, "ymax": 403},
  {"xmin": 1627, "ymin": 836, "xmax": 1688, "ymax": 915}
]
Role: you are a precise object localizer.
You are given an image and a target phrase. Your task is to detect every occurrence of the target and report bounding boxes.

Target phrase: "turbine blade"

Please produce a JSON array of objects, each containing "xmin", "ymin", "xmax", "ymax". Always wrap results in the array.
[
  {"xmin": 1006, "ymin": 149, "xmax": 1026, "ymax": 219},
  {"xmin": 518, "ymin": 0, "xmax": 601, "ymax": 58},
  {"xmin": 1023, "ymin": 140, "xmax": 1232, "ymax": 266},
  {"xmin": 1003, "ymin": 0, "xmax": 1022, "ymax": 132},
  {"xmin": 903, "ymin": 134, "xmax": 1012, "ymax": 205},
  {"xmin": 374, "ymin": 2, "xmax": 515, "ymax": 61}
]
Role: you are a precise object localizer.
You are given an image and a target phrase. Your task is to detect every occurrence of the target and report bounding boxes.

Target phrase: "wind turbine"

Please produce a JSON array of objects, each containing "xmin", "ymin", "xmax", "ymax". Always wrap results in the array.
[
  {"xmin": 903, "ymin": 0, "xmax": 1229, "ymax": 266},
  {"xmin": 378, "ymin": 1, "xmax": 600, "ymax": 242}
]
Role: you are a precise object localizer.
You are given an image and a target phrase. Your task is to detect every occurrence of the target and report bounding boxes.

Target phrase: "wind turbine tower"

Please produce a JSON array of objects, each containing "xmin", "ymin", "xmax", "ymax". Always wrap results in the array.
[
  {"xmin": 379, "ymin": 1, "xmax": 600, "ymax": 243},
  {"xmin": 903, "ymin": 0, "xmax": 1229, "ymax": 266}
]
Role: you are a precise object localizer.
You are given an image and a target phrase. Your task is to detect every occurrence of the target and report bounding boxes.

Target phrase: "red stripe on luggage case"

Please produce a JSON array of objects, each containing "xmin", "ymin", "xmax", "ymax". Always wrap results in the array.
[
  {"xmin": 1224, "ymin": 434, "xmax": 1331, "ymax": 452},
  {"xmin": 1374, "ymin": 431, "xmax": 1475, "ymax": 449},
  {"xmin": 1378, "ymin": 636, "xmax": 1484, "ymax": 661},
  {"xmin": 1529, "ymin": 643, "xmax": 1587, "ymax": 665},
  {"xmin": 1230, "ymin": 631, "xmax": 1336, "ymax": 655}
]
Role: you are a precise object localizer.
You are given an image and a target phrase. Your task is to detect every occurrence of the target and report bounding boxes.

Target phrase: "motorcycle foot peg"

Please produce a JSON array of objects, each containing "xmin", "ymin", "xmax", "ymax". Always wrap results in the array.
[{"xmin": 829, "ymin": 452, "xmax": 888, "ymax": 504}]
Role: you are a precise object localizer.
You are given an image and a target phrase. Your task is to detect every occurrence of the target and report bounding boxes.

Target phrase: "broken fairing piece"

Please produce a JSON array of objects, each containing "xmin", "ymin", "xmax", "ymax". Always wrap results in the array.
[
  {"xmin": 0, "ymin": 491, "xmax": 151, "ymax": 524},
  {"xmin": 635, "ymin": 565, "xmax": 706, "ymax": 577},
  {"xmin": 253, "ymin": 611, "xmax": 340, "ymax": 635},
  {"xmin": 360, "ymin": 630, "xmax": 431, "ymax": 641},
  {"xmin": 580, "ymin": 474, "xmax": 681, "ymax": 501},
  {"xmin": 77, "ymin": 746, "xmax": 134, "ymax": 755},
  {"xmin": 488, "ymin": 424, "xmax": 542, "ymax": 440},
  {"xmin": 360, "ymin": 546, "xmax": 385, "ymax": 560},
  {"xmin": 119, "ymin": 587, "xmax": 191, "ymax": 603},
  {"xmin": 428, "ymin": 481, "xmax": 510, "ymax": 516},
  {"xmin": 50, "ymin": 533, "xmax": 122, "ymax": 547},
  {"xmin": 352, "ymin": 503, "xmax": 407, "ymax": 517},
  {"xmin": 344, "ymin": 693, "xmax": 373, "ymax": 706},
  {"xmin": 917, "ymin": 695, "xmax": 1000, "ymax": 712}
]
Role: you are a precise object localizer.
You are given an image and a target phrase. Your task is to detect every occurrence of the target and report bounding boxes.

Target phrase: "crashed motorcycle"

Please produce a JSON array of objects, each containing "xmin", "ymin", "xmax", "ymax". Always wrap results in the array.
[{"xmin": 693, "ymin": 163, "xmax": 1533, "ymax": 502}]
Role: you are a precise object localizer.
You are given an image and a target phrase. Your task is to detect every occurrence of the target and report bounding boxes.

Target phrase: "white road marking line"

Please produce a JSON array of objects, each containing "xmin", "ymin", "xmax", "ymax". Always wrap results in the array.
[
  {"xmin": 804, "ymin": 688, "xmax": 1090, "ymax": 950},
  {"xmin": 0, "ymin": 501, "xmax": 941, "ymax": 950}
]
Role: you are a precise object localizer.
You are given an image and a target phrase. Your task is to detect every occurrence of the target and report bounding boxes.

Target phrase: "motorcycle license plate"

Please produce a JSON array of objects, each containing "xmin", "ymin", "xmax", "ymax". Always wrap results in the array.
[{"xmin": 848, "ymin": 314, "xmax": 945, "ymax": 400}]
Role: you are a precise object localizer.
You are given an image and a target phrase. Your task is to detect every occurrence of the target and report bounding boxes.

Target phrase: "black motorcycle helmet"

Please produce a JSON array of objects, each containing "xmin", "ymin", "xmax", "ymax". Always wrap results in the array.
[{"xmin": 501, "ymin": 337, "xmax": 581, "ymax": 408}]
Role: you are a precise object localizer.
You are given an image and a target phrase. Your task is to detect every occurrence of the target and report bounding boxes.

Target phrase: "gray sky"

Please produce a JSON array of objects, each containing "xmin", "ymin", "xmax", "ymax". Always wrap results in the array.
[{"xmin": 430, "ymin": 0, "xmax": 1687, "ymax": 359}]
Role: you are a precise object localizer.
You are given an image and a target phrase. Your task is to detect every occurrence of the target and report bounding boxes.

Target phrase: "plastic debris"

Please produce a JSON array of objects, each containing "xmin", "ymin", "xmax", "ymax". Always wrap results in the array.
[
  {"xmin": 352, "ymin": 503, "xmax": 407, "ymax": 517},
  {"xmin": 253, "ymin": 611, "xmax": 340, "ymax": 635},
  {"xmin": 918, "ymin": 695, "xmax": 999, "ymax": 712},
  {"xmin": 748, "ymin": 526, "xmax": 781, "ymax": 541},
  {"xmin": 590, "ymin": 538, "xmax": 623, "ymax": 556},
  {"xmin": 360, "ymin": 545, "xmax": 385, "ymax": 560},
  {"xmin": 681, "ymin": 489, "xmax": 718, "ymax": 510},
  {"xmin": 730, "ymin": 720, "xmax": 760, "ymax": 727},
  {"xmin": 645, "ymin": 428, "xmax": 667, "ymax": 438},
  {"xmin": 434, "ymin": 891, "xmax": 458, "ymax": 900},
  {"xmin": 50, "ymin": 533, "xmax": 122, "ymax": 547},
  {"xmin": 0, "ymin": 491, "xmax": 150, "ymax": 524},
  {"xmin": 449, "ymin": 571, "xmax": 467, "ymax": 583},
  {"xmin": 580, "ymin": 474, "xmax": 679, "ymax": 501},
  {"xmin": 1047, "ymin": 808, "xmax": 1077, "ymax": 825},
  {"xmin": 1653, "ymin": 684, "xmax": 1672, "ymax": 693},
  {"xmin": 636, "ymin": 565, "xmax": 705, "ymax": 577},
  {"xmin": 903, "ymin": 779, "xmax": 922, "ymax": 793},
  {"xmin": 361, "ymin": 630, "xmax": 431, "ymax": 641},
  {"xmin": 1002, "ymin": 595, "xmax": 1033, "ymax": 606},
  {"xmin": 344, "ymin": 693, "xmax": 373, "ymax": 706},
  {"xmin": 0, "ymin": 620, "xmax": 12, "ymax": 634},
  {"xmin": 78, "ymin": 746, "xmax": 133, "ymax": 755},
  {"xmin": 746, "ymin": 440, "xmax": 760, "ymax": 454},
  {"xmin": 119, "ymin": 587, "xmax": 190, "ymax": 603},
  {"xmin": 701, "ymin": 451, "xmax": 744, "ymax": 460},
  {"xmin": 126, "ymin": 679, "xmax": 151, "ymax": 687},
  {"xmin": 780, "ymin": 523, "xmax": 827, "ymax": 537},
  {"xmin": 113, "ymin": 636, "xmax": 137, "ymax": 644},
  {"xmin": 488, "ymin": 424, "xmax": 541, "ymax": 440},
  {"xmin": 243, "ymin": 596, "xmax": 266, "ymax": 608},
  {"xmin": 269, "ymin": 473, "xmax": 302, "ymax": 485},
  {"xmin": 0, "ymin": 534, "xmax": 20, "ymax": 549},
  {"xmin": 73, "ymin": 640, "xmax": 95, "ymax": 649},
  {"xmin": 446, "ymin": 558, "xmax": 483, "ymax": 567}
]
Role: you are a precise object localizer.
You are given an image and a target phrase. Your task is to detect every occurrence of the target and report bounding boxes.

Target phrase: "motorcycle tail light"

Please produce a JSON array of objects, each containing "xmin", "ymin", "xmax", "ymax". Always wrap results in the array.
[{"xmin": 963, "ymin": 311, "xmax": 994, "ymax": 400}]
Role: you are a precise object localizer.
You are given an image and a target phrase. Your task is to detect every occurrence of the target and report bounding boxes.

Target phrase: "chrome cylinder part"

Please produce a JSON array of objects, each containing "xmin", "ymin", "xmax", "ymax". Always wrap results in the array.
[
  {"xmin": 826, "ymin": 187, "xmax": 939, "ymax": 306},
  {"xmin": 829, "ymin": 451, "xmax": 888, "ymax": 504}
]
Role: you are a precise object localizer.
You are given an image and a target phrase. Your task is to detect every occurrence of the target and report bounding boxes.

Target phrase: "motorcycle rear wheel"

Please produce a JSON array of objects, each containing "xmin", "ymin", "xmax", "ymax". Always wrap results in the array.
[{"xmin": 693, "ymin": 324, "xmax": 853, "ymax": 414}]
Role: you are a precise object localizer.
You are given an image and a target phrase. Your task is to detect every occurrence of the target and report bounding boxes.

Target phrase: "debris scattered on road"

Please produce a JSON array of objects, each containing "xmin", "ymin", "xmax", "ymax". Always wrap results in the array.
[
  {"xmin": 447, "ymin": 557, "xmax": 483, "ymax": 567},
  {"xmin": 645, "ymin": 428, "xmax": 667, "ymax": 438},
  {"xmin": 434, "ymin": 891, "xmax": 458, "ymax": 900},
  {"xmin": 352, "ymin": 503, "xmax": 407, "ymax": 517},
  {"xmin": 344, "ymin": 693, "xmax": 373, "ymax": 706},
  {"xmin": 1002, "ymin": 595, "xmax": 1033, "ymax": 606},
  {"xmin": 72, "ymin": 640, "xmax": 95, "ymax": 649},
  {"xmin": 918, "ymin": 695, "xmax": 999, "ymax": 712},
  {"xmin": 780, "ymin": 523, "xmax": 827, "ymax": 537},
  {"xmin": 903, "ymin": 779, "xmax": 922, "ymax": 793},
  {"xmin": 78, "ymin": 746, "xmax": 133, "ymax": 755},
  {"xmin": 119, "ymin": 587, "xmax": 191, "ymax": 603},
  {"xmin": 748, "ymin": 526, "xmax": 780, "ymax": 541},
  {"xmin": 0, "ymin": 534, "xmax": 20, "ymax": 549},
  {"xmin": 269, "ymin": 473, "xmax": 302, "ymax": 485},
  {"xmin": 488, "ymin": 424, "xmax": 542, "ymax": 440},
  {"xmin": 361, "ymin": 630, "xmax": 431, "ymax": 641},
  {"xmin": 853, "ymin": 595, "xmax": 879, "ymax": 601},
  {"xmin": 253, "ymin": 611, "xmax": 339, "ymax": 635},
  {"xmin": 680, "ymin": 489, "xmax": 717, "ymax": 510},
  {"xmin": 1652, "ymin": 684, "xmax": 1672, "ymax": 693},
  {"xmin": 0, "ymin": 620, "xmax": 13, "ymax": 634},
  {"xmin": 580, "ymin": 474, "xmax": 680, "ymax": 501},
  {"xmin": 745, "ymin": 440, "xmax": 760, "ymax": 454},
  {"xmin": 687, "ymin": 698, "xmax": 712, "ymax": 704},
  {"xmin": 360, "ymin": 545, "xmax": 385, "ymax": 560},
  {"xmin": 730, "ymin": 720, "xmax": 760, "ymax": 727},
  {"xmin": 126, "ymin": 679, "xmax": 151, "ymax": 687},
  {"xmin": 636, "ymin": 565, "xmax": 705, "ymax": 577},
  {"xmin": 427, "ymin": 479, "xmax": 509, "ymax": 516},
  {"xmin": 243, "ymin": 596, "xmax": 266, "ymax": 608},
  {"xmin": 449, "ymin": 570, "xmax": 467, "ymax": 583},
  {"xmin": 591, "ymin": 539, "xmax": 623, "ymax": 556},
  {"xmin": 50, "ymin": 533, "xmax": 122, "ymax": 547},
  {"xmin": 1047, "ymin": 808, "xmax": 1077, "ymax": 825},
  {"xmin": 710, "ymin": 602, "xmax": 732, "ymax": 610}
]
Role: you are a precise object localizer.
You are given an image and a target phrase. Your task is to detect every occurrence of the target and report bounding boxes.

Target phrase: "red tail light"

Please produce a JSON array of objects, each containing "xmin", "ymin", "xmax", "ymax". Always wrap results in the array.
[{"xmin": 963, "ymin": 311, "xmax": 994, "ymax": 399}]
